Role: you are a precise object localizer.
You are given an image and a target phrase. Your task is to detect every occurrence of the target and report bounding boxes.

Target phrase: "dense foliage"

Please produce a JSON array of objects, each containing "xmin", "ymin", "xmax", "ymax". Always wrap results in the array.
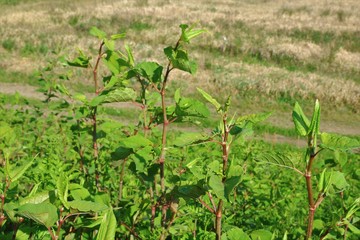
[{"xmin": 0, "ymin": 25, "xmax": 359, "ymax": 240}]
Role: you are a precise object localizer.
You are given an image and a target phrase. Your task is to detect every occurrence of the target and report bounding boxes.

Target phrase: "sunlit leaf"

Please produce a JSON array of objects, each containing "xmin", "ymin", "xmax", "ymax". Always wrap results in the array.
[
  {"xmin": 179, "ymin": 24, "xmax": 206, "ymax": 43},
  {"xmin": 119, "ymin": 135, "xmax": 153, "ymax": 149},
  {"xmin": 236, "ymin": 112, "xmax": 271, "ymax": 125},
  {"xmin": 68, "ymin": 200, "xmax": 108, "ymax": 212},
  {"xmin": 320, "ymin": 132, "xmax": 360, "ymax": 151},
  {"xmin": 89, "ymin": 88, "xmax": 136, "ymax": 106},
  {"xmin": 3, "ymin": 202, "xmax": 20, "ymax": 223},
  {"xmin": 175, "ymin": 96, "xmax": 210, "ymax": 119},
  {"xmin": 17, "ymin": 203, "xmax": 58, "ymax": 228},
  {"xmin": 197, "ymin": 88, "xmax": 222, "ymax": 113},
  {"xmin": 250, "ymin": 229, "xmax": 273, "ymax": 240},
  {"xmin": 125, "ymin": 44, "xmax": 134, "ymax": 66},
  {"xmin": 227, "ymin": 227, "xmax": 250, "ymax": 240},
  {"xmin": 104, "ymin": 39, "xmax": 115, "ymax": 51},
  {"xmin": 307, "ymin": 99, "xmax": 320, "ymax": 136},
  {"xmin": 172, "ymin": 132, "xmax": 210, "ymax": 147},
  {"xmin": 110, "ymin": 32, "xmax": 126, "ymax": 40},
  {"xmin": 19, "ymin": 191, "xmax": 52, "ymax": 205},
  {"xmin": 292, "ymin": 102, "xmax": 309, "ymax": 136},
  {"xmin": 89, "ymin": 26, "xmax": 106, "ymax": 39},
  {"xmin": 96, "ymin": 208, "xmax": 116, "ymax": 240},
  {"xmin": 57, "ymin": 173, "xmax": 69, "ymax": 209},
  {"xmin": 7, "ymin": 156, "xmax": 36, "ymax": 182}
]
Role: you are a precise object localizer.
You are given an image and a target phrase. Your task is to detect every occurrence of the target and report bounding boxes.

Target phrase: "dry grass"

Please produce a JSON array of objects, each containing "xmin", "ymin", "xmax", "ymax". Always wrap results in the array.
[{"xmin": 0, "ymin": 0, "xmax": 359, "ymax": 110}]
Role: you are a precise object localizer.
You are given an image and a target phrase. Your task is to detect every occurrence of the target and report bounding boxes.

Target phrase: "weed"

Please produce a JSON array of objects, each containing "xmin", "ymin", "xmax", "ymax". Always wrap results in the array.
[
  {"xmin": 278, "ymin": 5, "xmax": 311, "ymax": 16},
  {"xmin": 68, "ymin": 14, "xmax": 81, "ymax": 27},
  {"xmin": 336, "ymin": 10, "xmax": 347, "ymax": 22},
  {"xmin": 2, "ymin": 38, "xmax": 16, "ymax": 52},
  {"xmin": 129, "ymin": 21, "xmax": 152, "ymax": 31}
]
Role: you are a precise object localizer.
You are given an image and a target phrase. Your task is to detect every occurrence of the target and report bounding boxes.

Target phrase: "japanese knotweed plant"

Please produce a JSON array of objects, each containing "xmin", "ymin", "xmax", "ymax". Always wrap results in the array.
[
  {"xmin": 258, "ymin": 100, "xmax": 360, "ymax": 240},
  {"xmin": 63, "ymin": 24, "xmax": 209, "ymax": 239},
  {"xmin": 171, "ymin": 89, "xmax": 271, "ymax": 239}
]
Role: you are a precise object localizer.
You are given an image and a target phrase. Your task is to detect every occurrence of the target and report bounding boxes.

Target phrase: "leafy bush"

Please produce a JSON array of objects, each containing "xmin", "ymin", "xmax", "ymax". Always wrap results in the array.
[{"xmin": 0, "ymin": 24, "xmax": 359, "ymax": 240}]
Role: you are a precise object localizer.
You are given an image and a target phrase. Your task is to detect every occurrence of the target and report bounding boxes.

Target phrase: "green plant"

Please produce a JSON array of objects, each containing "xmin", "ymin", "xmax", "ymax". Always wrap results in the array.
[
  {"xmin": 258, "ymin": 100, "xmax": 360, "ymax": 239},
  {"xmin": 1, "ymin": 23, "xmax": 359, "ymax": 240},
  {"xmin": 2, "ymin": 39, "xmax": 16, "ymax": 52}
]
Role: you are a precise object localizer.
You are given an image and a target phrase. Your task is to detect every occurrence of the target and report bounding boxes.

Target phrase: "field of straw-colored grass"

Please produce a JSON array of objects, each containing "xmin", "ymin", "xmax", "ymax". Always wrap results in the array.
[{"xmin": 0, "ymin": 0, "xmax": 359, "ymax": 111}]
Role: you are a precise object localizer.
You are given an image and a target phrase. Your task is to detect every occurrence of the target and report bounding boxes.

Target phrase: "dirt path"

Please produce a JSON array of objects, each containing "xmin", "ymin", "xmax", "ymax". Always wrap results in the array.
[{"xmin": 1, "ymin": 82, "xmax": 360, "ymax": 139}]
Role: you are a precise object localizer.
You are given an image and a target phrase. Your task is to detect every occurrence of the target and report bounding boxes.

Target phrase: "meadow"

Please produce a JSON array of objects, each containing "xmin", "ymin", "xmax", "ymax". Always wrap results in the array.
[{"xmin": 0, "ymin": 0, "xmax": 359, "ymax": 239}]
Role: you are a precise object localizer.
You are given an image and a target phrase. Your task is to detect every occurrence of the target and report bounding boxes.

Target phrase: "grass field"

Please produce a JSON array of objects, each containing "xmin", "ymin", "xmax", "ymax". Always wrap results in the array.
[{"xmin": 0, "ymin": 0, "xmax": 359, "ymax": 137}]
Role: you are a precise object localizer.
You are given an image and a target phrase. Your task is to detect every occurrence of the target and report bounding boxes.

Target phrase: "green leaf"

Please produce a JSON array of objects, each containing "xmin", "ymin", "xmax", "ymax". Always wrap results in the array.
[
  {"xmin": 119, "ymin": 135, "xmax": 153, "ymax": 149},
  {"xmin": 307, "ymin": 99, "xmax": 320, "ymax": 136},
  {"xmin": 102, "ymin": 76, "xmax": 123, "ymax": 91},
  {"xmin": 125, "ymin": 44, "xmax": 135, "ymax": 67},
  {"xmin": 55, "ymin": 84, "xmax": 70, "ymax": 96},
  {"xmin": 209, "ymin": 174, "xmax": 224, "ymax": 200},
  {"xmin": 102, "ymin": 50, "xmax": 129, "ymax": 74},
  {"xmin": 329, "ymin": 171, "xmax": 349, "ymax": 191},
  {"xmin": 292, "ymin": 102, "xmax": 310, "ymax": 136},
  {"xmin": 321, "ymin": 170, "xmax": 349, "ymax": 194},
  {"xmin": 73, "ymin": 93, "xmax": 87, "ymax": 103},
  {"xmin": 175, "ymin": 96, "xmax": 210, "ymax": 119},
  {"xmin": 13, "ymin": 226, "xmax": 30, "ymax": 240},
  {"xmin": 103, "ymin": 38, "xmax": 115, "ymax": 51},
  {"xmin": 317, "ymin": 168, "xmax": 326, "ymax": 192},
  {"xmin": 282, "ymin": 231, "xmax": 288, "ymax": 240},
  {"xmin": 320, "ymin": 132, "xmax": 360, "ymax": 151},
  {"xmin": 111, "ymin": 147, "xmax": 133, "ymax": 160},
  {"xmin": 89, "ymin": 95, "xmax": 106, "ymax": 107},
  {"xmin": 89, "ymin": 26, "xmax": 106, "ymax": 39},
  {"xmin": 134, "ymin": 61, "xmax": 163, "ymax": 83},
  {"xmin": 57, "ymin": 174, "xmax": 69, "ymax": 209},
  {"xmin": 17, "ymin": 203, "xmax": 58, "ymax": 228},
  {"xmin": 313, "ymin": 219, "xmax": 324, "ymax": 230},
  {"xmin": 179, "ymin": 24, "xmax": 206, "ymax": 43},
  {"xmin": 346, "ymin": 222, "xmax": 360, "ymax": 235},
  {"xmin": 3, "ymin": 202, "xmax": 20, "ymax": 223},
  {"xmin": 102, "ymin": 87, "xmax": 136, "ymax": 103},
  {"xmin": 19, "ymin": 191, "xmax": 52, "ymax": 205},
  {"xmin": 67, "ymin": 49, "xmax": 90, "ymax": 68},
  {"xmin": 197, "ymin": 88, "xmax": 222, "ymax": 113},
  {"xmin": 177, "ymin": 184, "xmax": 206, "ymax": 199},
  {"xmin": 224, "ymin": 176, "xmax": 241, "ymax": 201},
  {"xmin": 7, "ymin": 156, "xmax": 36, "ymax": 182},
  {"xmin": 174, "ymin": 88, "xmax": 181, "ymax": 103},
  {"xmin": 224, "ymin": 96, "xmax": 231, "ymax": 113},
  {"xmin": 89, "ymin": 88, "xmax": 136, "ymax": 106},
  {"xmin": 164, "ymin": 47, "xmax": 197, "ymax": 74},
  {"xmin": 227, "ymin": 227, "xmax": 250, "ymax": 240},
  {"xmin": 345, "ymin": 198, "xmax": 360, "ymax": 219},
  {"xmin": 250, "ymin": 229, "xmax": 273, "ymax": 240},
  {"xmin": 110, "ymin": 33, "xmax": 126, "ymax": 40},
  {"xmin": 96, "ymin": 208, "xmax": 117, "ymax": 240},
  {"xmin": 132, "ymin": 146, "xmax": 153, "ymax": 173},
  {"xmin": 172, "ymin": 132, "xmax": 209, "ymax": 147},
  {"xmin": 69, "ymin": 184, "xmax": 91, "ymax": 201},
  {"xmin": 0, "ymin": 122, "xmax": 14, "ymax": 141},
  {"xmin": 68, "ymin": 200, "xmax": 109, "ymax": 212},
  {"xmin": 236, "ymin": 112, "xmax": 272, "ymax": 125},
  {"xmin": 256, "ymin": 152, "xmax": 302, "ymax": 174}
]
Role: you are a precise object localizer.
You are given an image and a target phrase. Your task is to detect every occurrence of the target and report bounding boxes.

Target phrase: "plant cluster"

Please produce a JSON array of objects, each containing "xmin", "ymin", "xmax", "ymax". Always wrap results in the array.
[{"xmin": 0, "ymin": 25, "xmax": 359, "ymax": 240}]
